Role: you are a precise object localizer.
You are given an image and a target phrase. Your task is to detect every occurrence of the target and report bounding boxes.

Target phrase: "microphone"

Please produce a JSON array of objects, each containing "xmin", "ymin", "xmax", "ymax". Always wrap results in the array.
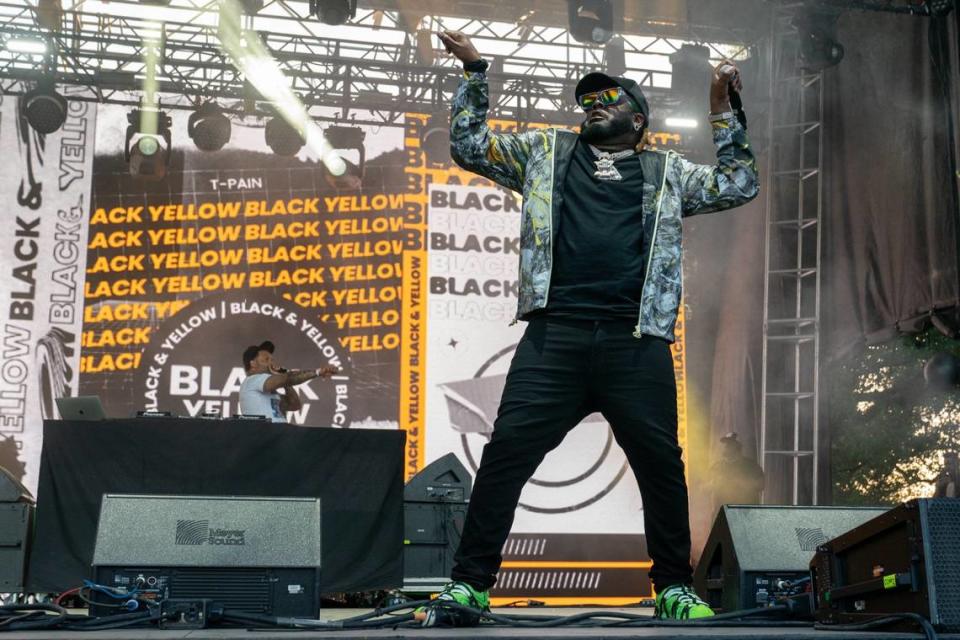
[
  {"xmin": 272, "ymin": 366, "xmax": 289, "ymax": 374},
  {"xmin": 730, "ymin": 89, "xmax": 747, "ymax": 130},
  {"xmin": 728, "ymin": 70, "xmax": 747, "ymax": 130}
]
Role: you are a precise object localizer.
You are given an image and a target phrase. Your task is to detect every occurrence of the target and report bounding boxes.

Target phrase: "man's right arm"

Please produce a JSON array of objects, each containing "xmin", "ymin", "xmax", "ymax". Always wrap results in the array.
[{"xmin": 440, "ymin": 31, "xmax": 544, "ymax": 193}]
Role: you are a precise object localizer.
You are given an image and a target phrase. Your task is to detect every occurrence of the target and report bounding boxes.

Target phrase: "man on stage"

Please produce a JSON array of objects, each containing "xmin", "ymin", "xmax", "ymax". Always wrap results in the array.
[
  {"xmin": 238, "ymin": 340, "xmax": 337, "ymax": 423},
  {"xmin": 419, "ymin": 30, "xmax": 759, "ymax": 625},
  {"xmin": 709, "ymin": 432, "xmax": 766, "ymax": 509}
]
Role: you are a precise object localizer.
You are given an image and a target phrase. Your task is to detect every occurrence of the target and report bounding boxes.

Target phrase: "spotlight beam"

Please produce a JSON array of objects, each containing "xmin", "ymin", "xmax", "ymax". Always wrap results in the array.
[
  {"xmin": 139, "ymin": 22, "xmax": 163, "ymax": 135},
  {"xmin": 218, "ymin": 0, "xmax": 345, "ymax": 174}
]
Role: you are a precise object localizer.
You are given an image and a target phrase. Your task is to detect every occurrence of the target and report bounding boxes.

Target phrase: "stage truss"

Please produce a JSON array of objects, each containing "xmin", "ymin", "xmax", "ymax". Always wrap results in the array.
[
  {"xmin": 760, "ymin": 3, "xmax": 825, "ymax": 507},
  {"xmin": 0, "ymin": 0, "xmax": 757, "ymax": 128}
]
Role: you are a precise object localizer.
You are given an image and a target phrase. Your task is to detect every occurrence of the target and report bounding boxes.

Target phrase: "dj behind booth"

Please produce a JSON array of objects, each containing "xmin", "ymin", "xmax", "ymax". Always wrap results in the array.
[
  {"xmin": 27, "ymin": 407, "xmax": 405, "ymax": 611},
  {"xmin": 238, "ymin": 340, "xmax": 340, "ymax": 423}
]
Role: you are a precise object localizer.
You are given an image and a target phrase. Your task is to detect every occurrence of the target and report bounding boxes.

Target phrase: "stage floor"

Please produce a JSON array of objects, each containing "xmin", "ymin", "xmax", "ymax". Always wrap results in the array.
[
  {"xmin": 2, "ymin": 631, "xmax": 954, "ymax": 640},
  {"xmin": 1, "ymin": 608, "xmax": 955, "ymax": 640}
]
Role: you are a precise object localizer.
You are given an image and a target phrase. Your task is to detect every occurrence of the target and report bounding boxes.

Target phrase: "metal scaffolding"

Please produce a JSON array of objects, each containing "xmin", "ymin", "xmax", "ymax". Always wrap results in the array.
[
  {"xmin": 759, "ymin": 4, "xmax": 825, "ymax": 505},
  {"xmin": 0, "ymin": 0, "xmax": 753, "ymax": 127}
]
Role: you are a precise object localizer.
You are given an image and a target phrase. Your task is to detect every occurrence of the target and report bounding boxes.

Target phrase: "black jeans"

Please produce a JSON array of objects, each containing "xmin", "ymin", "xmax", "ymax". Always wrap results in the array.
[{"xmin": 451, "ymin": 316, "xmax": 693, "ymax": 592}]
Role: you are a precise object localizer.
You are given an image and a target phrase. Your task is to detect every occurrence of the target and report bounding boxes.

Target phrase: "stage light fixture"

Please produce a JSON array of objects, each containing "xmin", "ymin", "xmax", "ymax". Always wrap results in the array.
[
  {"xmin": 5, "ymin": 38, "xmax": 47, "ymax": 55},
  {"xmin": 239, "ymin": 0, "xmax": 264, "ymax": 14},
  {"xmin": 669, "ymin": 44, "xmax": 712, "ymax": 105},
  {"xmin": 799, "ymin": 31, "xmax": 843, "ymax": 70},
  {"xmin": 265, "ymin": 116, "xmax": 305, "ymax": 156},
  {"xmin": 420, "ymin": 114, "xmax": 450, "ymax": 167},
  {"xmin": 322, "ymin": 125, "xmax": 365, "ymax": 189},
  {"xmin": 567, "ymin": 0, "xmax": 613, "ymax": 45},
  {"xmin": 604, "ymin": 35, "xmax": 626, "ymax": 77},
  {"xmin": 309, "ymin": 0, "xmax": 356, "ymax": 25},
  {"xmin": 188, "ymin": 102, "xmax": 231, "ymax": 151},
  {"xmin": 794, "ymin": 12, "xmax": 844, "ymax": 71},
  {"xmin": 125, "ymin": 107, "xmax": 172, "ymax": 181},
  {"xmin": 20, "ymin": 80, "xmax": 67, "ymax": 135}
]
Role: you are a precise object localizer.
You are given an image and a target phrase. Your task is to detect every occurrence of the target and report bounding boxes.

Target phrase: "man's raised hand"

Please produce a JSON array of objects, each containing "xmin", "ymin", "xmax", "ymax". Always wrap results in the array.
[
  {"xmin": 438, "ymin": 30, "xmax": 481, "ymax": 64},
  {"xmin": 710, "ymin": 61, "xmax": 743, "ymax": 114}
]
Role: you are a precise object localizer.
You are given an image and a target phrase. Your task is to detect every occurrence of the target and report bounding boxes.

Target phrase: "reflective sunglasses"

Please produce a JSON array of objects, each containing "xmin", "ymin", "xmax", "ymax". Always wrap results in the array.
[{"xmin": 578, "ymin": 86, "xmax": 628, "ymax": 111}]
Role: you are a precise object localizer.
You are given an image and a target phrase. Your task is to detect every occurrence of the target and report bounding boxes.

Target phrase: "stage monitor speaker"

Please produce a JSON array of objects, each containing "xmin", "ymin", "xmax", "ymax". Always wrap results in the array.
[
  {"xmin": 91, "ymin": 494, "xmax": 321, "ymax": 617},
  {"xmin": 694, "ymin": 505, "xmax": 888, "ymax": 612},
  {"xmin": 403, "ymin": 453, "xmax": 471, "ymax": 593},
  {"xmin": 0, "ymin": 465, "xmax": 34, "ymax": 592},
  {"xmin": 812, "ymin": 498, "xmax": 960, "ymax": 632}
]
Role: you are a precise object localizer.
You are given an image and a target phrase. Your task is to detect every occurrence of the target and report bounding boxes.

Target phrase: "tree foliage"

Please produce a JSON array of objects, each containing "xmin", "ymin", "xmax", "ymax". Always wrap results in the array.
[{"xmin": 828, "ymin": 328, "xmax": 959, "ymax": 506}]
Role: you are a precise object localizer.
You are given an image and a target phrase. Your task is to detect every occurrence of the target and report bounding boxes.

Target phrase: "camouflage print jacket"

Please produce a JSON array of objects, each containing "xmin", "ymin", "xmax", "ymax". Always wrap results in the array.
[{"xmin": 449, "ymin": 68, "xmax": 759, "ymax": 342}]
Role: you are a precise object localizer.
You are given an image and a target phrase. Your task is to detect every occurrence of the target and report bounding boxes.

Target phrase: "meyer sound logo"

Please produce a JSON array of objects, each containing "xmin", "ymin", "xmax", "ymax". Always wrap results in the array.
[
  {"xmin": 176, "ymin": 520, "xmax": 209, "ymax": 545},
  {"xmin": 176, "ymin": 519, "xmax": 247, "ymax": 546},
  {"xmin": 795, "ymin": 527, "xmax": 829, "ymax": 552}
]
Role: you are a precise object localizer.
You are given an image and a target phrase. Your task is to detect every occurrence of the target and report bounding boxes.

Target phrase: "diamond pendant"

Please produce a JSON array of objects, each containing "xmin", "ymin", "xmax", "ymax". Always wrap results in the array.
[{"xmin": 594, "ymin": 155, "xmax": 623, "ymax": 181}]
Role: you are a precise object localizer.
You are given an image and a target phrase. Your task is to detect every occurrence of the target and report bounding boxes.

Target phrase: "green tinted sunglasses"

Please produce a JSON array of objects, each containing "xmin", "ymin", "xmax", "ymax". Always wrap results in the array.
[{"xmin": 578, "ymin": 86, "xmax": 627, "ymax": 111}]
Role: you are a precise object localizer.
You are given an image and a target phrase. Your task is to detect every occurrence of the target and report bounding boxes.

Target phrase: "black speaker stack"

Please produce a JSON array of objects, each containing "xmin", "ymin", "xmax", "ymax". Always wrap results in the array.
[
  {"xmin": 811, "ymin": 498, "xmax": 960, "ymax": 633},
  {"xmin": 90, "ymin": 494, "xmax": 323, "ymax": 619},
  {"xmin": 0, "ymin": 466, "xmax": 33, "ymax": 593},
  {"xmin": 695, "ymin": 499, "xmax": 960, "ymax": 634},
  {"xmin": 402, "ymin": 453, "xmax": 472, "ymax": 594},
  {"xmin": 694, "ymin": 505, "xmax": 887, "ymax": 613}
]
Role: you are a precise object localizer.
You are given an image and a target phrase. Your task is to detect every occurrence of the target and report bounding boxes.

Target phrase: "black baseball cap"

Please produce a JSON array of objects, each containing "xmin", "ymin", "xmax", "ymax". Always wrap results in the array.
[
  {"xmin": 575, "ymin": 72, "xmax": 649, "ymax": 118},
  {"xmin": 242, "ymin": 340, "xmax": 275, "ymax": 370}
]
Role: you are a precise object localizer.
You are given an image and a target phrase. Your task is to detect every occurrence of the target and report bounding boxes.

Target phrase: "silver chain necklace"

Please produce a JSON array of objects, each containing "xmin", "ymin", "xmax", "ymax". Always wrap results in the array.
[{"xmin": 588, "ymin": 145, "xmax": 635, "ymax": 181}]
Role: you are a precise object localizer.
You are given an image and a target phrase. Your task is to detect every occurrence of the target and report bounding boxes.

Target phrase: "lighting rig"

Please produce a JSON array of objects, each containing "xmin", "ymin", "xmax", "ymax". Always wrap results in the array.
[{"xmin": 125, "ymin": 105, "xmax": 172, "ymax": 180}]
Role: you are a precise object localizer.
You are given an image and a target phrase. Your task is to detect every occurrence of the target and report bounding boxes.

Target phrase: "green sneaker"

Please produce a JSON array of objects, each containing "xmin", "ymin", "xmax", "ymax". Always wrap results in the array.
[
  {"xmin": 654, "ymin": 584, "xmax": 715, "ymax": 620},
  {"xmin": 415, "ymin": 581, "xmax": 490, "ymax": 627}
]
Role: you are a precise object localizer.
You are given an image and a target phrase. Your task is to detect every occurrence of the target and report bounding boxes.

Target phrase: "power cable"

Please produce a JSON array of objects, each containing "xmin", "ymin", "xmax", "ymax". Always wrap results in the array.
[
  {"xmin": 0, "ymin": 594, "xmax": 940, "ymax": 637},
  {"xmin": 815, "ymin": 612, "xmax": 939, "ymax": 640}
]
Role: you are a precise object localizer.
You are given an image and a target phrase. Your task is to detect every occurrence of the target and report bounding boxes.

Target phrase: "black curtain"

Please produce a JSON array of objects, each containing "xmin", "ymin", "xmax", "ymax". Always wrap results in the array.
[{"xmin": 822, "ymin": 10, "xmax": 960, "ymax": 358}]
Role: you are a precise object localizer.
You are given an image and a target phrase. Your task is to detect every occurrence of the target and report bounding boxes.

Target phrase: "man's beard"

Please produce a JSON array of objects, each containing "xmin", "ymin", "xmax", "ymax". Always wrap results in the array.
[{"xmin": 580, "ymin": 110, "xmax": 635, "ymax": 144}]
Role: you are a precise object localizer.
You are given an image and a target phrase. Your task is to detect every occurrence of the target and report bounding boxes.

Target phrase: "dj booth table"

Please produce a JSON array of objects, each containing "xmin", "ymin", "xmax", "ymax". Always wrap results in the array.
[{"xmin": 27, "ymin": 418, "xmax": 405, "ymax": 594}]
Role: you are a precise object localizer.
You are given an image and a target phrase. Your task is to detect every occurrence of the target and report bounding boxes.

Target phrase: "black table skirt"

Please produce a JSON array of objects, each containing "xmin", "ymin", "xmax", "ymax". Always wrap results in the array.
[{"xmin": 28, "ymin": 418, "xmax": 405, "ymax": 594}]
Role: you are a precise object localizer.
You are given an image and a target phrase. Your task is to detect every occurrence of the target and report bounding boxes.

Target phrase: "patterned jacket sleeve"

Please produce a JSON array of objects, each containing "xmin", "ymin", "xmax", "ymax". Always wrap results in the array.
[
  {"xmin": 449, "ymin": 68, "xmax": 545, "ymax": 193},
  {"xmin": 678, "ymin": 117, "xmax": 759, "ymax": 216}
]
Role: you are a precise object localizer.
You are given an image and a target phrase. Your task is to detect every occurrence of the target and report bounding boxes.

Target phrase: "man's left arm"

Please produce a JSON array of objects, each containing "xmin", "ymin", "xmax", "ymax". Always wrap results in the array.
[
  {"xmin": 679, "ymin": 62, "xmax": 759, "ymax": 216},
  {"xmin": 277, "ymin": 366, "xmax": 338, "ymax": 412}
]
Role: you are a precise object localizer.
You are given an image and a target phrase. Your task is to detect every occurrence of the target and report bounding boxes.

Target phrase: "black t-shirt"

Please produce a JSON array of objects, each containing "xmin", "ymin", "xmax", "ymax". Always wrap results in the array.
[{"xmin": 545, "ymin": 139, "xmax": 646, "ymax": 320}]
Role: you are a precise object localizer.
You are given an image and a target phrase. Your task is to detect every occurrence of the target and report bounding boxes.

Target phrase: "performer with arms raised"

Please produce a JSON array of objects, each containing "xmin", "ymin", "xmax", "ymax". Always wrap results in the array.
[{"xmin": 417, "ymin": 30, "xmax": 759, "ymax": 626}]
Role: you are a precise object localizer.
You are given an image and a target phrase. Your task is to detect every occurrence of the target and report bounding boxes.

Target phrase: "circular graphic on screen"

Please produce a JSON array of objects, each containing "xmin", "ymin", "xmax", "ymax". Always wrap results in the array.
[
  {"xmin": 135, "ymin": 292, "xmax": 351, "ymax": 427},
  {"xmin": 456, "ymin": 343, "xmax": 630, "ymax": 514}
]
